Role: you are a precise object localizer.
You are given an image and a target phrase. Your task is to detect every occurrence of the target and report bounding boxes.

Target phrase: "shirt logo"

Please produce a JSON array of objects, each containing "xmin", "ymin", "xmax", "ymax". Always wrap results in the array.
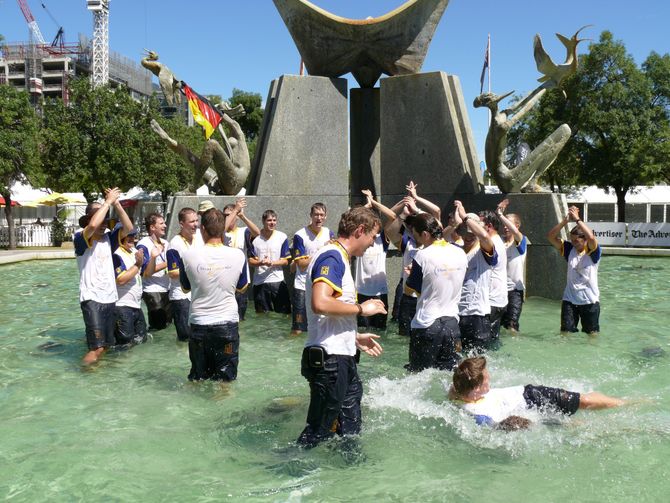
[{"xmin": 320, "ymin": 266, "xmax": 330, "ymax": 276}]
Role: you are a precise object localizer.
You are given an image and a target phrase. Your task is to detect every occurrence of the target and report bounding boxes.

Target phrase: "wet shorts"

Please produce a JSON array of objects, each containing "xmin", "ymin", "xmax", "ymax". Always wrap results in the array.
[
  {"xmin": 523, "ymin": 384, "xmax": 581, "ymax": 415},
  {"xmin": 253, "ymin": 281, "xmax": 291, "ymax": 314},
  {"xmin": 81, "ymin": 300, "xmax": 116, "ymax": 350},
  {"xmin": 291, "ymin": 288, "xmax": 307, "ymax": 331}
]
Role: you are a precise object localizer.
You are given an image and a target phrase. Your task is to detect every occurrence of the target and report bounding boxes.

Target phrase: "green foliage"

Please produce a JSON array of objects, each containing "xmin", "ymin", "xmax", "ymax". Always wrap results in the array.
[
  {"xmin": 0, "ymin": 86, "xmax": 42, "ymax": 195},
  {"xmin": 229, "ymin": 88, "xmax": 264, "ymax": 141},
  {"xmin": 50, "ymin": 217, "xmax": 66, "ymax": 246},
  {"xmin": 41, "ymin": 79, "xmax": 194, "ymax": 201},
  {"xmin": 509, "ymin": 31, "xmax": 670, "ymax": 220}
]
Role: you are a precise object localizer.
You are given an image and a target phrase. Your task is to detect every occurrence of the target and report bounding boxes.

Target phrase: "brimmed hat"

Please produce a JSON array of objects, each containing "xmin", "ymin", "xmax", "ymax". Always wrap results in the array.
[
  {"xmin": 114, "ymin": 222, "xmax": 139, "ymax": 236},
  {"xmin": 456, "ymin": 213, "xmax": 482, "ymax": 236},
  {"xmin": 198, "ymin": 200, "xmax": 215, "ymax": 213}
]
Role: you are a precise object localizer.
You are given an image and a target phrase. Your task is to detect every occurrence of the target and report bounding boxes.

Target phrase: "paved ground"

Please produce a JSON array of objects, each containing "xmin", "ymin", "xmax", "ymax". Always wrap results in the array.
[{"xmin": 0, "ymin": 243, "xmax": 74, "ymax": 265}]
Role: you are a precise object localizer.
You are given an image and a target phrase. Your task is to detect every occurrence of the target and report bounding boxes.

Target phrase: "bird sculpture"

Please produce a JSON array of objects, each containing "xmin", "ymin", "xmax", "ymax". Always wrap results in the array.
[
  {"xmin": 141, "ymin": 49, "xmax": 182, "ymax": 106},
  {"xmin": 533, "ymin": 25, "xmax": 591, "ymax": 89}
]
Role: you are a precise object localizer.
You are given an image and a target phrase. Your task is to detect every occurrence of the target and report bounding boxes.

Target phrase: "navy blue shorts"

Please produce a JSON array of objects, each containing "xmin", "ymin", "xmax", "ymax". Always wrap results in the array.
[
  {"xmin": 502, "ymin": 290, "xmax": 524, "ymax": 331},
  {"xmin": 560, "ymin": 301, "xmax": 600, "ymax": 334},
  {"xmin": 523, "ymin": 384, "xmax": 581, "ymax": 415},
  {"xmin": 253, "ymin": 281, "xmax": 291, "ymax": 314},
  {"xmin": 114, "ymin": 305, "xmax": 147, "ymax": 345},
  {"xmin": 142, "ymin": 291, "xmax": 172, "ymax": 330},
  {"xmin": 171, "ymin": 298, "xmax": 192, "ymax": 341},
  {"xmin": 188, "ymin": 322, "xmax": 240, "ymax": 381},
  {"xmin": 81, "ymin": 300, "xmax": 116, "ymax": 350},
  {"xmin": 408, "ymin": 316, "xmax": 461, "ymax": 372},
  {"xmin": 357, "ymin": 293, "xmax": 388, "ymax": 330},
  {"xmin": 459, "ymin": 314, "xmax": 495, "ymax": 352},
  {"xmin": 398, "ymin": 294, "xmax": 417, "ymax": 336},
  {"xmin": 292, "ymin": 288, "xmax": 308, "ymax": 331}
]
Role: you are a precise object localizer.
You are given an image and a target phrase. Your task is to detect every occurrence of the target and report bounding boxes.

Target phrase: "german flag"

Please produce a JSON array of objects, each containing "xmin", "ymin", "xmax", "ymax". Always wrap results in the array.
[{"xmin": 181, "ymin": 82, "xmax": 222, "ymax": 139}]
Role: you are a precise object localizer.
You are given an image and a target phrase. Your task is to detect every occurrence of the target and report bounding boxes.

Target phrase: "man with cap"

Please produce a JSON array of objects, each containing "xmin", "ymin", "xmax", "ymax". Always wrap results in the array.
[
  {"xmin": 198, "ymin": 200, "xmax": 215, "ymax": 215},
  {"xmin": 167, "ymin": 207, "xmax": 203, "ymax": 341},
  {"xmin": 74, "ymin": 187, "xmax": 134, "ymax": 364},
  {"xmin": 112, "ymin": 225, "xmax": 147, "ymax": 345}
]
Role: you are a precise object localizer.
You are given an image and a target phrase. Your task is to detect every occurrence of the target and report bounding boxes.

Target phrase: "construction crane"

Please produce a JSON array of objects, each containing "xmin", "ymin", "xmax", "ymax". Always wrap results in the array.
[
  {"xmin": 16, "ymin": 0, "xmax": 47, "ymax": 45},
  {"xmin": 87, "ymin": 0, "xmax": 110, "ymax": 87}
]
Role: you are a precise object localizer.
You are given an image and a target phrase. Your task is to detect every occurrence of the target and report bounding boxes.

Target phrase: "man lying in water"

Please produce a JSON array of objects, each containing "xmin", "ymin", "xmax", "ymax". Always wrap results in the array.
[{"xmin": 448, "ymin": 356, "xmax": 625, "ymax": 428}]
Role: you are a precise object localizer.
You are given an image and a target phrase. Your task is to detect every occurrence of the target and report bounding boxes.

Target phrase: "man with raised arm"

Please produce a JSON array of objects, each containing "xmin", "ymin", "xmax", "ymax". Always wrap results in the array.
[
  {"xmin": 453, "ymin": 201, "xmax": 498, "ymax": 352},
  {"xmin": 74, "ymin": 187, "xmax": 134, "ymax": 364},
  {"xmin": 291, "ymin": 203, "xmax": 334, "ymax": 335},
  {"xmin": 166, "ymin": 207, "xmax": 202, "ymax": 342},
  {"xmin": 223, "ymin": 197, "xmax": 260, "ymax": 321},
  {"xmin": 179, "ymin": 209, "xmax": 249, "ymax": 381},
  {"xmin": 479, "ymin": 209, "xmax": 508, "ymax": 343},
  {"xmin": 297, "ymin": 207, "xmax": 386, "ymax": 448},
  {"xmin": 547, "ymin": 206, "xmax": 602, "ymax": 335}
]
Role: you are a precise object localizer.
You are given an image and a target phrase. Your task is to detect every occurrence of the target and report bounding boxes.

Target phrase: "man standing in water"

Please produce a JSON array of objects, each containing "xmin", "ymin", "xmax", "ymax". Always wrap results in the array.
[
  {"xmin": 297, "ymin": 207, "xmax": 386, "ymax": 448},
  {"xmin": 179, "ymin": 209, "xmax": 249, "ymax": 381},
  {"xmin": 167, "ymin": 207, "xmax": 202, "ymax": 342},
  {"xmin": 137, "ymin": 213, "xmax": 171, "ymax": 331},
  {"xmin": 74, "ymin": 187, "xmax": 134, "ymax": 364},
  {"xmin": 547, "ymin": 206, "xmax": 602, "ymax": 334}
]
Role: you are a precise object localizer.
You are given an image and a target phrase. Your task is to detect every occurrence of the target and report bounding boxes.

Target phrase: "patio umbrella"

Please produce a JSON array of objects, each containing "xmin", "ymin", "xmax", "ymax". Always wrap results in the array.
[
  {"xmin": 0, "ymin": 196, "xmax": 20, "ymax": 207},
  {"xmin": 31, "ymin": 192, "xmax": 87, "ymax": 206}
]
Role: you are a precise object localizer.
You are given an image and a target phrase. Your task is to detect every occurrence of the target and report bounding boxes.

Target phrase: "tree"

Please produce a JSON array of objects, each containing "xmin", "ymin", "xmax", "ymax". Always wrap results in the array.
[
  {"xmin": 42, "ymin": 79, "xmax": 157, "ymax": 201},
  {"xmin": 0, "ymin": 85, "xmax": 41, "ymax": 249},
  {"xmin": 512, "ymin": 31, "xmax": 670, "ymax": 221}
]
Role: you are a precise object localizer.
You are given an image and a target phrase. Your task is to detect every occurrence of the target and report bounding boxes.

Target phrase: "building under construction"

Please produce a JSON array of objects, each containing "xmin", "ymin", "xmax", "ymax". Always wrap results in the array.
[{"xmin": 0, "ymin": 35, "xmax": 153, "ymax": 102}]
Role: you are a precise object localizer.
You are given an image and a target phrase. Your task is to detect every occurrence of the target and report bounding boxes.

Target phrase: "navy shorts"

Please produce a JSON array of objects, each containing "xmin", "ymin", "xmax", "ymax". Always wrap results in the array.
[
  {"xmin": 560, "ymin": 301, "xmax": 600, "ymax": 334},
  {"xmin": 188, "ymin": 322, "xmax": 240, "ymax": 381},
  {"xmin": 253, "ymin": 281, "xmax": 291, "ymax": 314},
  {"xmin": 292, "ymin": 288, "xmax": 308, "ymax": 331},
  {"xmin": 523, "ymin": 384, "xmax": 581, "ymax": 415},
  {"xmin": 81, "ymin": 300, "xmax": 116, "ymax": 350},
  {"xmin": 459, "ymin": 314, "xmax": 494, "ymax": 352},
  {"xmin": 408, "ymin": 316, "xmax": 461, "ymax": 372},
  {"xmin": 171, "ymin": 298, "xmax": 192, "ymax": 342},
  {"xmin": 357, "ymin": 293, "xmax": 388, "ymax": 330},
  {"xmin": 142, "ymin": 291, "xmax": 172, "ymax": 330},
  {"xmin": 502, "ymin": 290, "xmax": 524, "ymax": 331},
  {"xmin": 235, "ymin": 290, "xmax": 248, "ymax": 321},
  {"xmin": 488, "ymin": 305, "xmax": 507, "ymax": 341},
  {"xmin": 398, "ymin": 294, "xmax": 417, "ymax": 336},
  {"xmin": 114, "ymin": 305, "xmax": 147, "ymax": 345}
]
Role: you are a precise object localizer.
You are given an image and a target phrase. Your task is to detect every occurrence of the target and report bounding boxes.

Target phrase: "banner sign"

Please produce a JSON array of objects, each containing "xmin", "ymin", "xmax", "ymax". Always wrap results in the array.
[
  {"xmin": 587, "ymin": 223, "xmax": 627, "ymax": 246},
  {"xmin": 627, "ymin": 223, "xmax": 670, "ymax": 247}
]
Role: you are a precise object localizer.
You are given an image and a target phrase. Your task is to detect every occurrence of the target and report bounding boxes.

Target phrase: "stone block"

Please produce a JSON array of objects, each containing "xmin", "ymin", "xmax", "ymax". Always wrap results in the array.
[
  {"xmin": 350, "ymin": 87, "xmax": 381, "ymax": 197},
  {"xmin": 250, "ymin": 75, "xmax": 349, "ymax": 196},
  {"xmin": 379, "ymin": 72, "xmax": 482, "ymax": 196}
]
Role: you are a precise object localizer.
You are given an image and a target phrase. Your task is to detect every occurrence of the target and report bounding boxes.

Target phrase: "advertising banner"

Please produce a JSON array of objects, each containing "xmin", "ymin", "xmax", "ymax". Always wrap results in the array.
[
  {"xmin": 627, "ymin": 223, "xmax": 670, "ymax": 247},
  {"xmin": 587, "ymin": 223, "xmax": 627, "ymax": 246}
]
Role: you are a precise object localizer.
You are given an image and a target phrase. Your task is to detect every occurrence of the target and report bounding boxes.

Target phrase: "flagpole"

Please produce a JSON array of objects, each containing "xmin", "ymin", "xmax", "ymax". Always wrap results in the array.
[{"xmin": 487, "ymin": 33, "xmax": 491, "ymax": 125}]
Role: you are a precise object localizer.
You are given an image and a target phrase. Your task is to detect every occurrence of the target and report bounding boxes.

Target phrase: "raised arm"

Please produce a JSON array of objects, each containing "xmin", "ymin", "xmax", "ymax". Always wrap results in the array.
[
  {"xmin": 407, "ymin": 181, "xmax": 441, "ymax": 221},
  {"xmin": 568, "ymin": 205, "xmax": 597, "ymax": 250},
  {"xmin": 454, "ymin": 200, "xmax": 494, "ymax": 253},
  {"xmin": 362, "ymin": 189, "xmax": 397, "ymax": 223},
  {"xmin": 496, "ymin": 199, "xmax": 523, "ymax": 243},
  {"xmin": 83, "ymin": 188, "xmax": 119, "ymax": 241},
  {"xmin": 547, "ymin": 213, "xmax": 569, "ymax": 251}
]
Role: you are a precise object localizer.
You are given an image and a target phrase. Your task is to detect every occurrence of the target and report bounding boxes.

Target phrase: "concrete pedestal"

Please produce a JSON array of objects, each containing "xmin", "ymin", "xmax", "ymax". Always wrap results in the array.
[
  {"xmin": 379, "ymin": 72, "xmax": 482, "ymax": 196},
  {"xmin": 250, "ymin": 75, "xmax": 349, "ymax": 196},
  {"xmin": 350, "ymin": 88, "xmax": 381, "ymax": 197}
]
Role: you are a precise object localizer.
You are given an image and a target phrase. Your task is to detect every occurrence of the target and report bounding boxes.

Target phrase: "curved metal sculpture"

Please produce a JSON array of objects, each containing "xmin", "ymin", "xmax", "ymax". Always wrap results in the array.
[
  {"xmin": 150, "ymin": 111, "xmax": 250, "ymax": 195},
  {"xmin": 141, "ymin": 49, "xmax": 182, "ymax": 106},
  {"xmin": 273, "ymin": 0, "xmax": 450, "ymax": 88},
  {"xmin": 475, "ymin": 28, "xmax": 587, "ymax": 193}
]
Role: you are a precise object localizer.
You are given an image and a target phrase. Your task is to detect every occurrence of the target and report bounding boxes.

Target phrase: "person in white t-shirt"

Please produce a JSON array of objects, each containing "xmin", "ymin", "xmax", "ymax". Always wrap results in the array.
[
  {"xmin": 137, "ymin": 213, "xmax": 171, "ymax": 331},
  {"xmin": 453, "ymin": 201, "xmax": 498, "ymax": 352},
  {"xmin": 112, "ymin": 226, "xmax": 147, "ymax": 345},
  {"xmin": 179, "ymin": 209, "xmax": 249, "ymax": 381},
  {"xmin": 223, "ymin": 197, "xmax": 260, "ymax": 321},
  {"xmin": 248, "ymin": 209, "xmax": 292, "ymax": 314},
  {"xmin": 496, "ymin": 199, "xmax": 528, "ymax": 333},
  {"xmin": 547, "ymin": 205, "xmax": 602, "ymax": 334},
  {"xmin": 291, "ymin": 203, "xmax": 334, "ymax": 335},
  {"xmin": 479, "ymin": 209, "xmax": 508, "ymax": 343},
  {"xmin": 404, "ymin": 213, "xmax": 467, "ymax": 372},
  {"xmin": 74, "ymin": 187, "xmax": 134, "ymax": 364},
  {"xmin": 448, "ymin": 357, "xmax": 624, "ymax": 428},
  {"xmin": 297, "ymin": 207, "xmax": 386, "ymax": 448},
  {"xmin": 166, "ymin": 207, "xmax": 202, "ymax": 342}
]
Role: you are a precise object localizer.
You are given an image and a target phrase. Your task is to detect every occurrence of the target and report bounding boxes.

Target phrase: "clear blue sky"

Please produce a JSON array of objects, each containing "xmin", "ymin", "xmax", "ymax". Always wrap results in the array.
[{"xmin": 2, "ymin": 0, "xmax": 668, "ymax": 160}]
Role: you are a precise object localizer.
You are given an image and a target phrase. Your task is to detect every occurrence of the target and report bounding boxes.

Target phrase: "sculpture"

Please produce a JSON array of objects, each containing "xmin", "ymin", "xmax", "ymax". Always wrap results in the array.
[
  {"xmin": 141, "ymin": 49, "xmax": 182, "ymax": 106},
  {"xmin": 273, "ymin": 0, "xmax": 450, "ymax": 88},
  {"xmin": 150, "ymin": 109, "xmax": 251, "ymax": 195},
  {"xmin": 475, "ymin": 28, "xmax": 587, "ymax": 193}
]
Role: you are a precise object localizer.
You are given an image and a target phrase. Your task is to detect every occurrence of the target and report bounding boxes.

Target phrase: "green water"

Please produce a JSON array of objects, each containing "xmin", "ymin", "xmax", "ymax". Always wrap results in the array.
[{"xmin": 1, "ymin": 257, "xmax": 669, "ymax": 502}]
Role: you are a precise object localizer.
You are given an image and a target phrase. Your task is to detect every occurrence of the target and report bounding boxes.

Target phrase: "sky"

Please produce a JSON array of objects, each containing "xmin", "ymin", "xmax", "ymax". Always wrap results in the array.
[{"xmin": 2, "ymin": 0, "xmax": 668, "ymax": 160}]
